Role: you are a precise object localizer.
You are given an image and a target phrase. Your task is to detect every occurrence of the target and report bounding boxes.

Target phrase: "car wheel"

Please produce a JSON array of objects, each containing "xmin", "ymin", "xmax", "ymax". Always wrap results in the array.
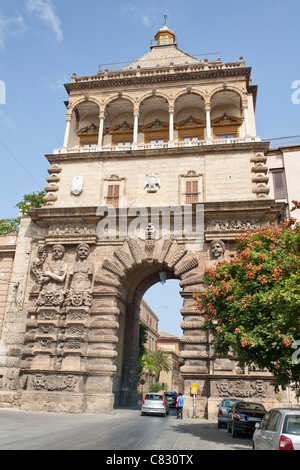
[{"xmin": 227, "ymin": 422, "xmax": 231, "ymax": 433}]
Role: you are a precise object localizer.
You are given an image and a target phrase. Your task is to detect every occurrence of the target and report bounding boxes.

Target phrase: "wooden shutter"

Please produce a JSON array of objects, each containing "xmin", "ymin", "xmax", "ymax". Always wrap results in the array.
[
  {"xmin": 272, "ymin": 170, "xmax": 286, "ymax": 199},
  {"xmin": 185, "ymin": 180, "xmax": 198, "ymax": 204},
  {"xmin": 107, "ymin": 184, "xmax": 120, "ymax": 207},
  {"xmin": 192, "ymin": 180, "xmax": 198, "ymax": 202}
]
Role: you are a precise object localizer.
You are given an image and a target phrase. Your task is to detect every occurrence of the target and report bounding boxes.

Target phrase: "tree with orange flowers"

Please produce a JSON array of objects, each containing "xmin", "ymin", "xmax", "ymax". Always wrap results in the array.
[{"xmin": 196, "ymin": 202, "xmax": 300, "ymax": 394}]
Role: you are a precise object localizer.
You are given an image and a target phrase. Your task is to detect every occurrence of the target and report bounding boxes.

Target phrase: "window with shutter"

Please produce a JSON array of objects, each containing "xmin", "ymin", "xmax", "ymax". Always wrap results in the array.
[
  {"xmin": 185, "ymin": 180, "xmax": 199, "ymax": 204},
  {"xmin": 272, "ymin": 170, "xmax": 287, "ymax": 199},
  {"xmin": 107, "ymin": 184, "xmax": 120, "ymax": 207}
]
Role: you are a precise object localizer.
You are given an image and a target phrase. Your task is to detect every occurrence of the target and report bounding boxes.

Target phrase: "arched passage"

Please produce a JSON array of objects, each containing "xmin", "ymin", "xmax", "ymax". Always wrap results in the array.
[
  {"xmin": 98, "ymin": 236, "xmax": 205, "ymax": 410},
  {"xmin": 116, "ymin": 264, "xmax": 181, "ymax": 407},
  {"xmin": 143, "ymin": 279, "xmax": 182, "ymax": 338}
]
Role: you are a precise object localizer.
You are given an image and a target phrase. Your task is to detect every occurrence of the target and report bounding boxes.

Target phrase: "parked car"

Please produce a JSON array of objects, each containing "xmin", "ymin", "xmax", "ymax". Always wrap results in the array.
[
  {"xmin": 164, "ymin": 391, "xmax": 178, "ymax": 407},
  {"xmin": 217, "ymin": 399, "xmax": 243, "ymax": 428},
  {"xmin": 227, "ymin": 401, "xmax": 266, "ymax": 437},
  {"xmin": 253, "ymin": 408, "xmax": 300, "ymax": 450},
  {"xmin": 141, "ymin": 393, "xmax": 169, "ymax": 417}
]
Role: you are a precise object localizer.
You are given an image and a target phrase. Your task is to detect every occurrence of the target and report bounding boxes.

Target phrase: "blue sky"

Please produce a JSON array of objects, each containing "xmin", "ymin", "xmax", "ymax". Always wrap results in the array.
[
  {"xmin": 0, "ymin": 0, "xmax": 299, "ymax": 218},
  {"xmin": 0, "ymin": 0, "xmax": 299, "ymax": 336}
]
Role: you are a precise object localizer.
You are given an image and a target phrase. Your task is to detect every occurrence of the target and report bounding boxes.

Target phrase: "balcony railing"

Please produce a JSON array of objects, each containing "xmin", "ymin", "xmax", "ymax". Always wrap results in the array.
[
  {"xmin": 53, "ymin": 136, "xmax": 261, "ymax": 155},
  {"xmin": 71, "ymin": 58, "xmax": 245, "ymax": 85}
]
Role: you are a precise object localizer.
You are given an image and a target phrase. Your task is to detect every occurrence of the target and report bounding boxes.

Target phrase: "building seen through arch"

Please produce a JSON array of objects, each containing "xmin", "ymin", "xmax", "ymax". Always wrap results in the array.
[{"xmin": 0, "ymin": 20, "xmax": 299, "ymax": 418}]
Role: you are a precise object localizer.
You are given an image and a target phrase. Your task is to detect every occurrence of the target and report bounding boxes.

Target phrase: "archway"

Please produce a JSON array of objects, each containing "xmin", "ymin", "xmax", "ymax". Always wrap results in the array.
[
  {"xmin": 99, "ymin": 235, "xmax": 204, "ymax": 409},
  {"xmin": 142, "ymin": 279, "xmax": 183, "ymax": 394},
  {"xmin": 143, "ymin": 279, "xmax": 182, "ymax": 338},
  {"xmin": 116, "ymin": 265, "xmax": 182, "ymax": 407}
]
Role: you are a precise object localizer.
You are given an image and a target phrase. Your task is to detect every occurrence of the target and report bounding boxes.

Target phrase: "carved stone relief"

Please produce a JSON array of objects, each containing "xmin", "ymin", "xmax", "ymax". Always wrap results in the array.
[
  {"xmin": 210, "ymin": 239, "xmax": 225, "ymax": 260},
  {"xmin": 215, "ymin": 379, "xmax": 269, "ymax": 398},
  {"xmin": 26, "ymin": 243, "xmax": 96, "ymax": 381},
  {"xmin": 207, "ymin": 219, "xmax": 259, "ymax": 231},
  {"xmin": 36, "ymin": 244, "xmax": 67, "ymax": 306},
  {"xmin": 32, "ymin": 374, "xmax": 78, "ymax": 392}
]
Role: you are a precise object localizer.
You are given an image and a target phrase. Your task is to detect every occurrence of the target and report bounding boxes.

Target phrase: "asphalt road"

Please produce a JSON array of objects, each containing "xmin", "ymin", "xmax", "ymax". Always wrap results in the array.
[{"xmin": 0, "ymin": 406, "xmax": 252, "ymax": 451}]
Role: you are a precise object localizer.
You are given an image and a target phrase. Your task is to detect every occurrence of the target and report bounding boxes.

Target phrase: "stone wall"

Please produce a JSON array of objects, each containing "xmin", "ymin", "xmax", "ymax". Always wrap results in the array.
[{"xmin": 0, "ymin": 235, "xmax": 17, "ymax": 339}]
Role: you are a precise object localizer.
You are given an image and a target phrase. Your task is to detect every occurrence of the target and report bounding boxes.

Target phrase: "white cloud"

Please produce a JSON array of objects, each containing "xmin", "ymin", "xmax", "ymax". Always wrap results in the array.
[
  {"xmin": 120, "ymin": 2, "xmax": 161, "ymax": 28},
  {"xmin": 26, "ymin": 0, "xmax": 63, "ymax": 42},
  {"xmin": 0, "ymin": 109, "xmax": 15, "ymax": 130},
  {"xmin": 141, "ymin": 15, "xmax": 151, "ymax": 27},
  {"xmin": 0, "ymin": 14, "xmax": 25, "ymax": 50}
]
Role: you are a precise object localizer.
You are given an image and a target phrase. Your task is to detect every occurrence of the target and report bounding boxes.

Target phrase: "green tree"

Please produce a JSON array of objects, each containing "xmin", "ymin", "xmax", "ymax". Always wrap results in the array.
[
  {"xmin": 138, "ymin": 324, "xmax": 149, "ymax": 383},
  {"xmin": 0, "ymin": 190, "xmax": 45, "ymax": 235},
  {"xmin": 148, "ymin": 349, "xmax": 172, "ymax": 383},
  {"xmin": 195, "ymin": 204, "xmax": 300, "ymax": 393}
]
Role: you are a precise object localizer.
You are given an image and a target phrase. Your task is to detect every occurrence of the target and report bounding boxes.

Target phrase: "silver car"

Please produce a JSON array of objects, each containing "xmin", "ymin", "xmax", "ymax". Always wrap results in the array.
[
  {"xmin": 253, "ymin": 408, "xmax": 300, "ymax": 450},
  {"xmin": 141, "ymin": 393, "xmax": 169, "ymax": 417}
]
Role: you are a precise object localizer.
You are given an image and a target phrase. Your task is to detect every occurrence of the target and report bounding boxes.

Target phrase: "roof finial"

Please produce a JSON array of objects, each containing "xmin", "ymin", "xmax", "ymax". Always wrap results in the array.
[{"xmin": 164, "ymin": 15, "xmax": 167, "ymax": 26}]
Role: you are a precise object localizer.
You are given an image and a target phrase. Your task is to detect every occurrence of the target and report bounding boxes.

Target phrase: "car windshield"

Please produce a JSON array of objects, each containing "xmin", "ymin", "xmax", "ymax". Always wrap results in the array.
[
  {"xmin": 145, "ymin": 394, "xmax": 163, "ymax": 401},
  {"xmin": 235, "ymin": 403, "xmax": 265, "ymax": 411},
  {"xmin": 222, "ymin": 399, "xmax": 240, "ymax": 407},
  {"xmin": 283, "ymin": 415, "xmax": 300, "ymax": 435}
]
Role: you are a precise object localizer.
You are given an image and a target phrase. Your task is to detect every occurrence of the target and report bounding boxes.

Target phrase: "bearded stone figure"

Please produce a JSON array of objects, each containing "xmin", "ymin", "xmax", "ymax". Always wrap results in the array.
[
  {"xmin": 69, "ymin": 243, "xmax": 94, "ymax": 291},
  {"xmin": 37, "ymin": 244, "xmax": 68, "ymax": 306},
  {"xmin": 66, "ymin": 243, "xmax": 94, "ymax": 308}
]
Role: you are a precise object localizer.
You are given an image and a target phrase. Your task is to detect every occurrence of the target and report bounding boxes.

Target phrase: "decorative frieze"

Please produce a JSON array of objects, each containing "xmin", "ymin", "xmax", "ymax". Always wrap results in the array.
[
  {"xmin": 207, "ymin": 219, "xmax": 259, "ymax": 231},
  {"xmin": 48, "ymin": 224, "xmax": 95, "ymax": 237},
  {"xmin": 32, "ymin": 374, "xmax": 78, "ymax": 392},
  {"xmin": 215, "ymin": 379, "xmax": 269, "ymax": 398}
]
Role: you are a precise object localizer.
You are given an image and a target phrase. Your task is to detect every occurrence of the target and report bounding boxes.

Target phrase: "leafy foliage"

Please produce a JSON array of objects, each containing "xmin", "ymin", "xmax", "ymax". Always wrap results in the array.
[
  {"xmin": 140, "ymin": 348, "xmax": 172, "ymax": 384},
  {"xmin": 138, "ymin": 324, "xmax": 149, "ymax": 383},
  {"xmin": 15, "ymin": 190, "xmax": 45, "ymax": 217},
  {"xmin": 195, "ymin": 204, "xmax": 300, "ymax": 393},
  {"xmin": 0, "ymin": 218, "xmax": 20, "ymax": 235},
  {"xmin": 0, "ymin": 190, "xmax": 45, "ymax": 235}
]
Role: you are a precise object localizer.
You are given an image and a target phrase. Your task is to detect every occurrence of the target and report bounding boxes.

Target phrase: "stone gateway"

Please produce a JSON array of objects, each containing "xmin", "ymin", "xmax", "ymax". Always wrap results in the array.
[{"xmin": 0, "ymin": 21, "xmax": 294, "ymax": 418}]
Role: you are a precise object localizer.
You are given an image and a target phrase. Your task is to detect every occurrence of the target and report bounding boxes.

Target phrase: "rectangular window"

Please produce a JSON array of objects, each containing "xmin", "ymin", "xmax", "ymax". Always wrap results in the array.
[
  {"xmin": 217, "ymin": 134, "xmax": 236, "ymax": 139},
  {"xmin": 182, "ymin": 136, "xmax": 200, "ymax": 142},
  {"xmin": 185, "ymin": 180, "xmax": 199, "ymax": 204},
  {"xmin": 106, "ymin": 185, "xmax": 120, "ymax": 207},
  {"xmin": 272, "ymin": 169, "xmax": 287, "ymax": 199},
  {"xmin": 148, "ymin": 139, "xmax": 167, "ymax": 144},
  {"xmin": 115, "ymin": 141, "xmax": 132, "ymax": 147}
]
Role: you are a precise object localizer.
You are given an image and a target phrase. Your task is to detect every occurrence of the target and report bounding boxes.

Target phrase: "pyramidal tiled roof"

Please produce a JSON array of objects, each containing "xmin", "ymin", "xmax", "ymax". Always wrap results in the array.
[
  {"xmin": 125, "ymin": 44, "xmax": 200, "ymax": 69},
  {"xmin": 124, "ymin": 44, "xmax": 202, "ymax": 70}
]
